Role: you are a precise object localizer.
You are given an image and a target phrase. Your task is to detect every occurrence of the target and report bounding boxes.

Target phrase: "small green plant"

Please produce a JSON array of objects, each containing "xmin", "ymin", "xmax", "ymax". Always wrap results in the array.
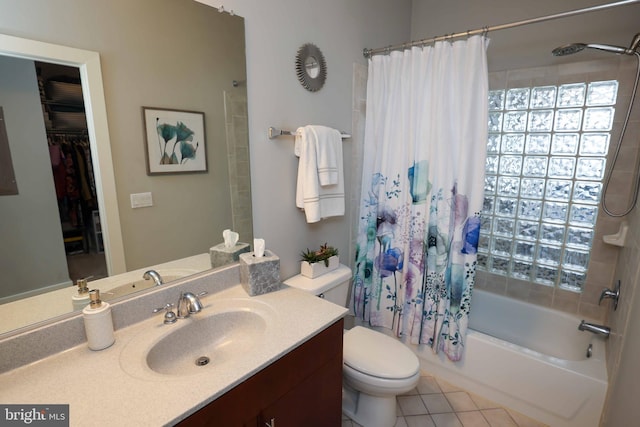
[{"xmin": 300, "ymin": 243, "xmax": 339, "ymax": 267}]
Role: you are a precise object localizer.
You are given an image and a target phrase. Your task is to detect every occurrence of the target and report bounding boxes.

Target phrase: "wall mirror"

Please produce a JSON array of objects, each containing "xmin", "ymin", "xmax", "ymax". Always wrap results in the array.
[
  {"xmin": 0, "ymin": 1, "xmax": 251, "ymax": 337},
  {"xmin": 295, "ymin": 43, "xmax": 327, "ymax": 92}
]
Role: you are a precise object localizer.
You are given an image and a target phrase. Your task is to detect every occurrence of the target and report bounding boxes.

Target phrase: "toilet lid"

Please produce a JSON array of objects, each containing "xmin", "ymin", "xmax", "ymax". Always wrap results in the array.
[{"xmin": 343, "ymin": 326, "xmax": 419, "ymax": 379}]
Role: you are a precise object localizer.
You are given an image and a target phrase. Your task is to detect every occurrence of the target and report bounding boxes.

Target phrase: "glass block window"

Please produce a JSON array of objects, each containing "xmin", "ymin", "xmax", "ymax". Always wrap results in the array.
[{"xmin": 479, "ymin": 80, "xmax": 618, "ymax": 292}]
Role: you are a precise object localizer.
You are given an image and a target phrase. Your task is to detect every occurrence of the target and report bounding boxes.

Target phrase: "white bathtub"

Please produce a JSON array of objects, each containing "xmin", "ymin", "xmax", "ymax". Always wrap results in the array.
[{"xmin": 361, "ymin": 289, "xmax": 608, "ymax": 427}]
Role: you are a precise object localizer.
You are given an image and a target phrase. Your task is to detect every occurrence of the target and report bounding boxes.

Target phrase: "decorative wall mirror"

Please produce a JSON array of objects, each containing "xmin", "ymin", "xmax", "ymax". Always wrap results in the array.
[{"xmin": 295, "ymin": 43, "xmax": 327, "ymax": 92}]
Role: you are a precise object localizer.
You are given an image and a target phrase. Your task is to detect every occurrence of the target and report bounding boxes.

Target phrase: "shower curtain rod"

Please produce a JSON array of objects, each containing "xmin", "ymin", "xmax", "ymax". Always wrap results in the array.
[{"xmin": 363, "ymin": 0, "xmax": 640, "ymax": 58}]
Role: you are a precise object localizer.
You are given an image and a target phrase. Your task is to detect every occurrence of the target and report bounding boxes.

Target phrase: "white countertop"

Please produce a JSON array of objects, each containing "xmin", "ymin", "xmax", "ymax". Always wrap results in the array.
[
  {"xmin": 0, "ymin": 253, "xmax": 212, "ymax": 335},
  {"xmin": 0, "ymin": 283, "xmax": 347, "ymax": 426}
]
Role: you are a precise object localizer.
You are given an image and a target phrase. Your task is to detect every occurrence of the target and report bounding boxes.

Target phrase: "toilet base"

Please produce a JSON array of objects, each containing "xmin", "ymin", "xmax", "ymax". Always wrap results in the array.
[{"xmin": 342, "ymin": 384, "xmax": 397, "ymax": 427}]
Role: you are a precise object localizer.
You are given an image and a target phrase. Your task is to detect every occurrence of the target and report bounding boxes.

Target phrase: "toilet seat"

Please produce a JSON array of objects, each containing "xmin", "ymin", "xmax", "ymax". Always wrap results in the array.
[
  {"xmin": 343, "ymin": 326, "xmax": 419, "ymax": 380},
  {"xmin": 343, "ymin": 363, "xmax": 420, "ymax": 394}
]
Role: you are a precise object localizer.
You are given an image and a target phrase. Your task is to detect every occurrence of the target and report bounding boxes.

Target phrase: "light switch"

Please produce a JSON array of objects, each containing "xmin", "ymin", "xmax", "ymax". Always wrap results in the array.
[{"xmin": 130, "ymin": 192, "xmax": 153, "ymax": 208}]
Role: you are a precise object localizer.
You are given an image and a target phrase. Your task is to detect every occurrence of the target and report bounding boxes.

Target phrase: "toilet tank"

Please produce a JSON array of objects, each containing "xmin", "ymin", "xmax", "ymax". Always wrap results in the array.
[{"xmin": 283, "ymin": 264, "xmax": 352, "ymax": 307}]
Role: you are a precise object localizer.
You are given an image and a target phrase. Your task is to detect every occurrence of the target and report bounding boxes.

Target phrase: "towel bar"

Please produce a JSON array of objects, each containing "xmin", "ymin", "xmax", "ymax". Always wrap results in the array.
[{"xmin": 268, "ymin": 126, "xmax": 351, "ymax": 140}]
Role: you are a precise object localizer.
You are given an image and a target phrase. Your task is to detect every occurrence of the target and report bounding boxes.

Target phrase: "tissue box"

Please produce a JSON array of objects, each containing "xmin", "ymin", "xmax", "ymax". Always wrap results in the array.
[
  {"xmin": 239, "ymin": 250, "xmax": 282, "ymax": 296},
  {"xmin": 209, "ymin": 242, "xmax": 250, "ymax": 268}
]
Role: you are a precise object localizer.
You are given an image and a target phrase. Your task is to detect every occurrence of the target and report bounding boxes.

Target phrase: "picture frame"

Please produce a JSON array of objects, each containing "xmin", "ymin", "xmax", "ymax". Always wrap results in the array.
[{"xmin": 142, "ymin": 107, "xmax": 207, "ymax": 175}]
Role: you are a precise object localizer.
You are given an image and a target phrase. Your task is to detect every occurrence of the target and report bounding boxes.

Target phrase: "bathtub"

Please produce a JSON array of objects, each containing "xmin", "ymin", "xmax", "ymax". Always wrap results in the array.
[{"xmin": 361, "ymin": 289, "xmax": 608, "ymax": 427}]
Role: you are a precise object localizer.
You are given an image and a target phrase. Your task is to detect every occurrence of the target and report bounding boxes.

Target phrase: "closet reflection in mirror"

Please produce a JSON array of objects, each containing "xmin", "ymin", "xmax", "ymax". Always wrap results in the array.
[
  {"xmin": 0, "ymin": 0, "xmax": 251, "ymax": 336},
  {"xmin": 42, "ymin": 62, "xmax": 108, "ymax": 286}
]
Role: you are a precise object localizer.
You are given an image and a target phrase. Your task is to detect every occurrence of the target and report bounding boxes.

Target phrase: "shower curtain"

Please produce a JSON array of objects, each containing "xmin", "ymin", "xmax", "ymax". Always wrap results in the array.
[{"xmin": 351, "ymin": 35, "xmax": 488, "ymax": 361}]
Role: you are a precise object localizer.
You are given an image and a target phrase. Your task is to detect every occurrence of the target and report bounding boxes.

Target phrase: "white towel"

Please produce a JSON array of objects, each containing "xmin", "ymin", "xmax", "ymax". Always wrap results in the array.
[{"xmin": 295, "ymin": 125, "xmax": 345, "ymax": 223}]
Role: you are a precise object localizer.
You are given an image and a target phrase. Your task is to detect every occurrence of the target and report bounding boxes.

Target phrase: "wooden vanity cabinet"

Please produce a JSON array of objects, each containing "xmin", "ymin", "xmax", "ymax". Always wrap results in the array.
[{"xmin": 177, "ymin": 318, "xmax": 344, "ymax": 427}]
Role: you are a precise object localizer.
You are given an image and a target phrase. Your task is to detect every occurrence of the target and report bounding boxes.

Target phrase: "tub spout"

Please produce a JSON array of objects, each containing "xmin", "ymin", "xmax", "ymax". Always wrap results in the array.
[{"xmin": 578, "ymin": 320, "xmax": 610, "ymax": 338}]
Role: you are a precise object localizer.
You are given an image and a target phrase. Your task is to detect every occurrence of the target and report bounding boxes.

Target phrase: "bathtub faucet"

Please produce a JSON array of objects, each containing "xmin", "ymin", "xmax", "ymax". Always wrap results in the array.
[{"xmin": 578, "ymin": 320, "xmax": 610, "ymax": 338}]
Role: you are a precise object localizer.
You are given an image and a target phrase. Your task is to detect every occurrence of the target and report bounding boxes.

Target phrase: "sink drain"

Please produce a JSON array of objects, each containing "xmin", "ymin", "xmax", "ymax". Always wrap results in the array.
[{"xmin": 195, "ymin": 356, "xmax": 210, "ymax": 366}]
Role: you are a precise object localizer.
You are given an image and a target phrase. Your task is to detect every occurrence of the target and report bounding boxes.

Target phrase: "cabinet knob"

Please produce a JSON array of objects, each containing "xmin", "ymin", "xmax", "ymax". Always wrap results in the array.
[{"xmin": 265, "ymin": 418, "xmax": 276, "ymax": 427}]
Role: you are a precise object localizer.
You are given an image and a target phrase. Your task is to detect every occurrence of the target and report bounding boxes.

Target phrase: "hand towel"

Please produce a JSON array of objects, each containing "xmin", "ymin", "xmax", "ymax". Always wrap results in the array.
[
  {"xmin": 295, "ymin": 125, "xmax": 345, "ymax": 223},
  {"xmin": 314, "ymin": 127, "xmax": 339, "ymax": 186}
]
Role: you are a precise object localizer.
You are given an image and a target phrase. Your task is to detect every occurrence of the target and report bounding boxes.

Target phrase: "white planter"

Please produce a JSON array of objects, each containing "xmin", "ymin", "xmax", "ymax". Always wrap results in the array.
[{"xmin": 300, "ymin": 255, "xmax": 339, "ymax": 279}]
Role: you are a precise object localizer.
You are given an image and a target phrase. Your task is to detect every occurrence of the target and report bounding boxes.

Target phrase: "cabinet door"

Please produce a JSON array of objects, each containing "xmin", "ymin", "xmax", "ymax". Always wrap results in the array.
[
  {"xmin": 260, "ymin": 352, "xmax": 342, "ymax": 427},
  {"xmin": 177, "ymin": 319, "xmax": 343, "ymax": 427},
  {"xmin": 177, "ymin": 391, "xmax": 260, "ymax": 427}
]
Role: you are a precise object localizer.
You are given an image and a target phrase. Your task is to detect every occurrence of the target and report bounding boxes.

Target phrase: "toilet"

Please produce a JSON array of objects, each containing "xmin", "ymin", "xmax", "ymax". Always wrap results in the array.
[{"xmin": 284, "ymin": 264, "xmax": 420, "ymax": 427}]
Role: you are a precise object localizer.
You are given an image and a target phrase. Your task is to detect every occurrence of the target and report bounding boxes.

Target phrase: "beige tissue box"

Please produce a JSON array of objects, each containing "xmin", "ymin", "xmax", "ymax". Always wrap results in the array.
[{"xmin": 239, "ymin": 250, "xmax": 282, "ymax": 296}]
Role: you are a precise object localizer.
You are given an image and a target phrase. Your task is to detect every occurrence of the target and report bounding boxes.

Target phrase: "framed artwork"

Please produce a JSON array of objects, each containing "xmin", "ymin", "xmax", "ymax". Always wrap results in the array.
[{"xmin": 142, "ymin": 107, "xmax": 207, "ymax": 175}]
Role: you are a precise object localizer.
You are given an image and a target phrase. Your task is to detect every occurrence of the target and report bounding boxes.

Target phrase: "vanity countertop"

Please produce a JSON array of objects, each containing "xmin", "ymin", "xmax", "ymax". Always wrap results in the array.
[
  {"xmin": 0, "ymin": 284, "xmax": 347, "ymax": 426},
  {"xmin": 0, "ymin": 253, "xmax": 212, "ymax": 335}
]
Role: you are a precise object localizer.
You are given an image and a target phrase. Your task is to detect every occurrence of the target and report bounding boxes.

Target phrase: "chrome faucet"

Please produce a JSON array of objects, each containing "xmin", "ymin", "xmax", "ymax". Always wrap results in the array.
[
  {"xmin": 599, "ymin": 280, "xmax": 621, "ymax": 310},
  {"xmin": 143, "ymin": 270, "xmax": 163, "ymax": 286},
  {"xmin": 176, "ymin": 291, "xmax": 207, "ymax": 318},
  {"xmin": 153, "ymin": 303, "xmax": 177, "ymax": 324},
  {"xmin": 579, "ymin": 320, "xmax": 610, "ymax": 338}
]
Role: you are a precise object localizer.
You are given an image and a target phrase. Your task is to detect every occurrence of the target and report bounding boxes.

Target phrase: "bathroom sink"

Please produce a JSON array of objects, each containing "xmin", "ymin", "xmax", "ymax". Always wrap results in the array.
[
  {"xmin": 120, "ymin": 297, "xmax": 276, "ymax": 378},
  {"xmin": 146, "ymin": 310, "xmax": 267, "ymax": 375},
  {"xmin": 102, "ymin": 276, "xmax": 180, "ymax": 300}
]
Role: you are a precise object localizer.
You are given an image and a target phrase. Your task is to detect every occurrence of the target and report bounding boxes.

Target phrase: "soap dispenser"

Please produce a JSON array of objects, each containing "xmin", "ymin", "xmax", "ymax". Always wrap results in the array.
[
  {"xmin": 72, "ymin": 278, "xmax": 90, "ymax": 311},
  {"xmin": 82, "ymin": 289, "xmax": 115, "ymax": 351}
]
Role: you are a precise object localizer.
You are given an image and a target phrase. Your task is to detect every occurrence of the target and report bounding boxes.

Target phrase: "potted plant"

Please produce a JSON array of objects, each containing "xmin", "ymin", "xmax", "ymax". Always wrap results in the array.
[{"xmin": 300, "ymin": 243, "xmax": 339, "ymax": 278}]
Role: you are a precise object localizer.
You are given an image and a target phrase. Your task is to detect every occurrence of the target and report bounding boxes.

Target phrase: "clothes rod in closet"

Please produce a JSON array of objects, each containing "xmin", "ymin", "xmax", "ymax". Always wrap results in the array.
[{"xmin": 268, "ymin": 126, "xmax": 351, "ymax": 140}]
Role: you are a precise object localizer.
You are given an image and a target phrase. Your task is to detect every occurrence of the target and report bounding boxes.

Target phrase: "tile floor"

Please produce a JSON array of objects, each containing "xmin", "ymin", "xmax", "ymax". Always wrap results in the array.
[{"xmin": 342, "ymin": 372, "xmax": 549, "ymax": 427}]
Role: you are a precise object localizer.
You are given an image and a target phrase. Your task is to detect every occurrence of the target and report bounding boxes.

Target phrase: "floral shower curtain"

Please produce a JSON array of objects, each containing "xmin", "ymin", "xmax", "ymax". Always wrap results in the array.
[{"xmin": 351, "ymin": 36, "xmax": 489, "ymax": 361}]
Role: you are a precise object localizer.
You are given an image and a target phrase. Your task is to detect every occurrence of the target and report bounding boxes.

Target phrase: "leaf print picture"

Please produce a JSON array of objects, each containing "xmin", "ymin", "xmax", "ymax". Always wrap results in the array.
[
  {"xmin": 156, "ymin": 120, "xmax": 199, "ymax": 165},
  {"xmin": 143, "ymin": 107, "xmax": 207, "ymax": 174}
]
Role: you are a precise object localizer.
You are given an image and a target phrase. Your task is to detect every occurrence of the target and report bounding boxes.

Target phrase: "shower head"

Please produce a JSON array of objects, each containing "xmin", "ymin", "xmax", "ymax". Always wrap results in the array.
[
  {"xmin": 552, "ymin": 42, "xmax": 631, "ymax": 56},
  {"xmin": 552, "ymin": 43, "xmax": 587, "ymax": 56},
  {"xmin": 552, "ymin": 32, "xmax": 640, "ymax": 57}
]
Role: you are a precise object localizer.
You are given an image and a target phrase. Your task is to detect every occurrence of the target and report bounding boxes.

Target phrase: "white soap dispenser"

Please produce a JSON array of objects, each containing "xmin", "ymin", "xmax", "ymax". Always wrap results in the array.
[
  {"xmin": 82, "ymin": 289, "xmax": 115, "ymax": 351},
  {"xmin": 72, "ymin": 278, "xmax": 90, "ymax": 311}
]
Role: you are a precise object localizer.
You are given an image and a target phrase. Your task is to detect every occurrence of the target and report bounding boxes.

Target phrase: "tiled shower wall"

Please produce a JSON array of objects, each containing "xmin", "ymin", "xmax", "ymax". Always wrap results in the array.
[
  {"xmin": 476, "ymin": 56, "xmax": 640, "ymax": 322},
  {"xmin": 606, "ymin": 151, "xmax": 640, "ymax": 382},
  {"xmin": 348, "ymin": 62, "xmax": 368, "ymax": 274},
  {"xmin": 224, "ymin": 89, "xmax": 253, "ymax": 244}
]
